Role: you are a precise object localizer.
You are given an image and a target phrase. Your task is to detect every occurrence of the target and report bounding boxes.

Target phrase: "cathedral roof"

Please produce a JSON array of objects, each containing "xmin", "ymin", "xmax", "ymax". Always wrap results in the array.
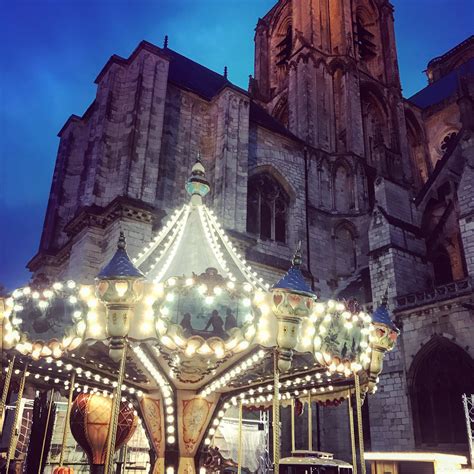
[
  {"xmin": 90, "ymin": 40, "xmax": 298, "ymax": 142},
  {"xmin": 408, "ymin": 57, "xmax": 474, "ymax": 109}
]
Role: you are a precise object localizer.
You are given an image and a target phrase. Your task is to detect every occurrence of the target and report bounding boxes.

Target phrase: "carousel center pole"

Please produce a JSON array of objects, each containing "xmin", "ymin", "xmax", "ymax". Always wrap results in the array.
[
  {"xmin": 6, "ymin": 362, "xmax": 28, "ymax": 473},
  {"xmin": 273, "ymin": 350, "xmax": 280, "ymax": 474},
  {"xmin": 354, "ymin": 373, "xmax": 366, "ymax": 474},
  {"xmin": 0, "ymin": 355, "xmax": 16, "ymax": 436},
  {"xmin": 347, "ymin": 390, "xmax": 357, "ymax": 474},
  {"xmin": 237, "ymin": 399, "xmax": 243, "ymax": 474},
  {"xmin": 58, "ymin": 372, "xmax": 76, "ymax": 467},
  {"xmin": 104, "ymin": 343, "xmax": 128, "ymax": 474}
]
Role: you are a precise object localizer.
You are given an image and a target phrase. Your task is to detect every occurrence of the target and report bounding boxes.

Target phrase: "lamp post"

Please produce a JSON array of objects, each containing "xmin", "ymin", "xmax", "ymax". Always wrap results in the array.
[
  {"xmin": 95, "ymin": 232, "xmax": 145, "ymax": 473},
  {"xmin": 270, "ymin": 243, "xmax": 316, "ymax": 372}
]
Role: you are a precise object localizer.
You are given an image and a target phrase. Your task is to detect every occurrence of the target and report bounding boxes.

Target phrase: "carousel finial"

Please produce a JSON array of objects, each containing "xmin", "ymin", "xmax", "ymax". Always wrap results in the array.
[
  {"xmin": 117, "ymin": 231, "xmax": 126, "ymax": 250},
  {"xmin": 381, "ymin": 287, "xmax": 388, "ymax": 306},
  {"xmin": 185, "ymin": 150, "xmax": 210, "ymax": 205},
  {"xmin": 292, "ymin": 240, "xmax": 302, "ymax": 267}
]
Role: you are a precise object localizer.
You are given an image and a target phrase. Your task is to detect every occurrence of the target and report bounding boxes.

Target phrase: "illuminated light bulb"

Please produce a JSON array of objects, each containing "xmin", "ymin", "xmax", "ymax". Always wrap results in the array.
[
  {"xmin": 39, "ymin": 300, "xmax": 49, "ymax": 309},
  {"xmin": 145, "ymin": 295, "xmax": 156, "ymax": 306},
  {"xmin": 23, "ymin": 287, "xmax": 31, "ymax": 295},
  {"xmin": 315, "ymin": 303, "xmax": 325, "ymax": 313},
  {"xmin": 167, "ymin": 277, "xmax": 176, "ymax": 286},
  {"xmin": 53, "ymin": 282, "xmax": 63, "ymax": 290},
  {"xmin": 67, "ymin": 280, "xmax": 76, "ymax": 289},
  {"xmin": 242, "ymin": 298, "xmax": 251, "ymax": 307},
  {"xmin": 213, "ymin": 286, "xmax": 222, "ymax": 296},
  {"xmin": 43, "ymin": 289, "xmax": 53, "ymax": 298},
  {"xmin": 204, "ymin": 296, "xmax": 214, "ymax": 305},
  {"xmin": 87, "ymin": 298, "xmax": 98, "ymax": 308},
  {"xmin": 204, "ymin": 438, "xmax": 211, "ymax": 445},
  {"xmin": 226, "ymin": 281, "xmax": 235, "ymax": 290},
  {"xmin": 141, "ymin": 322, "xmax": 152, "ymax": 333},
  {"xmin": 69, "ymin": 296, "xmax": 78, "ymax": 304},
  {"xmin": 115, "ymin": 281, "xmax": 128, "ymax": 297},
  {"xmin": 166, "ymin": 293, "xmax": 175, "ymax": 302},
  {"xmin": 32, "ymin": 291, "xmax": 40, "ymax": 299},
  {"xmin": 185, "ymin": 278, "xmax": 194, "ymax": 286},
  {"xmin": 302, "ymin": 337, "xmax": 311, "ymax": 347},
  {"xmin": 336, "ymin": 303, "xmax": 345, "ymax": 311}
]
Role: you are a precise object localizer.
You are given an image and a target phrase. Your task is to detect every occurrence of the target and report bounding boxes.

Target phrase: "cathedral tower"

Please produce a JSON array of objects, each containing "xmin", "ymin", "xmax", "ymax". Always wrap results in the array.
[{"xmin": 252, "ymin": 0, "xmax": 412, "ymax": 185}]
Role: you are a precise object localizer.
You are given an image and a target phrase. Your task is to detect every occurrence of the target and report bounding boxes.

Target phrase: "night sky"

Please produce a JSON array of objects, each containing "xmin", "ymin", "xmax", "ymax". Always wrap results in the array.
[{"xmin": 0, "ymin": 0, "xmax": 472, "ymax": 290}]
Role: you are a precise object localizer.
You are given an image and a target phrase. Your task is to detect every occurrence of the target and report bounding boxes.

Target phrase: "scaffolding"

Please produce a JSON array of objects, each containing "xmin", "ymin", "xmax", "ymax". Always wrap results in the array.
[{"xmin": 463, "ymin": 393, "xmax": 474, "ymax": 468}]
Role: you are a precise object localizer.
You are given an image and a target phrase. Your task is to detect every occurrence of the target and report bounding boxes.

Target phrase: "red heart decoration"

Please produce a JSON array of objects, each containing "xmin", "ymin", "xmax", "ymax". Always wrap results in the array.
[{"xmin": 273, "ymin": 294, "xmax": 283, "ymax": 306}]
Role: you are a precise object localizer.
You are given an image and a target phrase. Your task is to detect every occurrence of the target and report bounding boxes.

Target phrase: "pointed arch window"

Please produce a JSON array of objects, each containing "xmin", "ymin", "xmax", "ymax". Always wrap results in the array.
[
  {"xmin": 247, "ymin": 174, "xmax": 289, "ymax": 243},
  {"xmin": 410, "ymin": 338, "xmax": 474, "ymax": 448}
]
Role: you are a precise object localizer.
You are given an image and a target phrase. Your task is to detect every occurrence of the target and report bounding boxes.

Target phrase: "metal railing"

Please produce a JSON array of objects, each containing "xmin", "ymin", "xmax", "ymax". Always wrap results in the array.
[{"xmin": 395, "ymin": 277, "xmax": 473, "ymax": 311}]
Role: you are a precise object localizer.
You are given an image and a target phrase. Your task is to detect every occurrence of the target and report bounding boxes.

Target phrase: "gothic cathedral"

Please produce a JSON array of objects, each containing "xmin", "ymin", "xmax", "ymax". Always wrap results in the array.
[{"xmin": 29, "ymin": 0, "xmax": 474, "ymax": 459}]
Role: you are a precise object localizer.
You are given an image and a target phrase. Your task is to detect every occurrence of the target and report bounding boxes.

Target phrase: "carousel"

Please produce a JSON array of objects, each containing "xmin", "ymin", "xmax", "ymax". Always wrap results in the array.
[{"xmin": 0, "ymin": 157, "xmax": 398, "ymax": 474}]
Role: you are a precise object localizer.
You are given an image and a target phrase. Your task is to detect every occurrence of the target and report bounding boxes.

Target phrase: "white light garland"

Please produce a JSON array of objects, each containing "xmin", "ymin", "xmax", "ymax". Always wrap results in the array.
[
  {"xmin": 152, "ymin": 205, "xmax": 191, "ymax": 282},
  {"xmin": 3, "ymin": 281, "xmax": 88, "ymax": 359},
  {"xmin": 202, "ymin": 207, "xmax": 267, "ymax": 290},
  {"xmin": 133, "ymin": 345, "xmax": 176, "ymax": 444},
  {"xmin": 133, "ymin": 205, "xmax": 188, "ymax": 267},
  {"xmin": 199, "ymin": 349, "xmax": 266, "ymax": 397}
]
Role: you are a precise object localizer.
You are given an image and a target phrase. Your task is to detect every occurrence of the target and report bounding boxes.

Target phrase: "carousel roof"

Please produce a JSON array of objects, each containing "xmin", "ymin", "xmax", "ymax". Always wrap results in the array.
[
  {"xmin": 272, "ymin": 244, "xmax": 314, "ymax": 296},
  {"xmin": 97, "ymin": 231, "xmax": 145, "ymax": 280},
  {"xmin": 132, "ymin": 156, "xmax": 266, "ymax": 290}
]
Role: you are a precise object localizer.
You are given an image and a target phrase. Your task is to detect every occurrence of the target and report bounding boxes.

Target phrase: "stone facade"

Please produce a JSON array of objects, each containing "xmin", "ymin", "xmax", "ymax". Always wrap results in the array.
[{"xmin": 27, "ymin": 0, "xmax": 474, "ymax": 462}]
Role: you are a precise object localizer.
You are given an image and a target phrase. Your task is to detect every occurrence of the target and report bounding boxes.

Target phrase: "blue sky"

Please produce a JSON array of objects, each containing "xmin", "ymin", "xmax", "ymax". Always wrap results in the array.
[{"xmin": 0, "ymin": 0, "xmax": 472, "ymax": 290}]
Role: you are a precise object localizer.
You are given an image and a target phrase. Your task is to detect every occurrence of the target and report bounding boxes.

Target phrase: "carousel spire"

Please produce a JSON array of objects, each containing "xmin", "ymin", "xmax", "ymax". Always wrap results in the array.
[
  {"xmin": 97, "ymin": 232, "xmax": 144, "ymax": 280},
  {"xmin": 185, "ymin": 150, "xmax": 210, "ymax": 205},
  {"xmin": 372, "ymin": 288, "xmax": 397, "ymax": 331},
  {"xmin": 272, "ymin": 241, "xmax": 315, "ymax": 296}
]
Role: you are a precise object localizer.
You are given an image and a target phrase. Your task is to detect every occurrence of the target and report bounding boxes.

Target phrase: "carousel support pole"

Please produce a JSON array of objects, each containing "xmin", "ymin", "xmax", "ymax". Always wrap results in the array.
[
  {"xmin": 38, "ymin": 389, "xmax": 56, "ymax": 474},
  {"xmin": 104, "ymin": 343, "xmax": 128, "ymax": 474},
  {"xmin": 354, "ymin": 373, "xmax": 366, "ymax": 474},
  {"xmin": 347, "ymin": 390, "xmax": 358, "ymax": 474},
  {"xmin": 58, "ymin": 372, "xmax": 76, "ymax": 467},
  {"xmin": 237, "ymin": 399, "xmax": 243, "ymax": 474},
  {"xmin": 307, "ymin": 393, "xmax": 313, "ymax": 451},
  {"xmin": 290, "ymin": 398, "xmax": 295, "ymax": 453},
  {"xmin": 0, "ymin": 355, "xmax": 16, "ymax": 436},
  {"xmin": 6, "ymin": 362, "xmax": 28, "ymax": 473},
  {"xmin": 273, "ymin": 351, "xmax": 280, "ymax": 474}
]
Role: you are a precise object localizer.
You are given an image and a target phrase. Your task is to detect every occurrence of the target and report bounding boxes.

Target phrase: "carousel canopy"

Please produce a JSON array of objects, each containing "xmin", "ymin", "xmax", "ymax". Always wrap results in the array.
[{"xmin": 1, "ymin": 153, "xmax": 398, "ymax": 456}]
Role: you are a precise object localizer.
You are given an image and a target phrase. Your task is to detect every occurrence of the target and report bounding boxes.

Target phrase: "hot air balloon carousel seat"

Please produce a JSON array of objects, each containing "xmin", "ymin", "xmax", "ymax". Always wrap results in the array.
[{"xmin": 0, "ymin": 156, "xmax": 398, "ymax": 474}]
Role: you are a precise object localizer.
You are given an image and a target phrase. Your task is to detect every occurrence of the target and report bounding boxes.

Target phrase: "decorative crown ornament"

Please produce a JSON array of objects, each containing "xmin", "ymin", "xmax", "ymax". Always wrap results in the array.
[
  {"xmin": 367, "ymin": 290, "xmax": 399, "ymax": 390},
  {"xmin": 271, "ymin": 242, "xmax": 316, "ymax": 371},
  {"xmin": 95, "ymin": 232, "xmax": 145, "ymax": 361}
]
